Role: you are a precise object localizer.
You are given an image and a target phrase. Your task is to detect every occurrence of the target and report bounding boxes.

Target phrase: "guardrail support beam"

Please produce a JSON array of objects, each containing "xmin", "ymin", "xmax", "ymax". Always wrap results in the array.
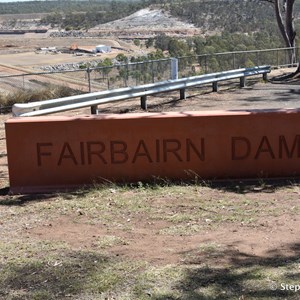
[
  {"xmin": 141, "ymin": 95, "xmax": 147, "ymax": 110},
  {"xmin": 212, "ymin": 82, "xmax": 218, "ymax": 92},
  {"xmin": 180, "ymin": 88, "xmax": 186, "ymax": 100},
  {"xmin": 263, "ymin": 73, "xmax": 268, "ymax": 81},
  {"xmin": 240, "ymin": 76, "xmax": 246, "ymax": 88}
]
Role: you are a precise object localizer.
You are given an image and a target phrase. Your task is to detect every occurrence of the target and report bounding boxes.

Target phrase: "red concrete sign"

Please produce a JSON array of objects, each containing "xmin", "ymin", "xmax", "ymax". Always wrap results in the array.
[{"xmin": 5, "ymin": 109, "xmax": 300, "ymax": 193}]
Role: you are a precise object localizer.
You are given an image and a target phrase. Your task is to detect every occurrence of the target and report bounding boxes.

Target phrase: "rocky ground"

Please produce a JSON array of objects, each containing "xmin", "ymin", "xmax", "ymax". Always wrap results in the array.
[{"xmin": 90, "ymin": 7, "xmax": 201, "ymax": 37}]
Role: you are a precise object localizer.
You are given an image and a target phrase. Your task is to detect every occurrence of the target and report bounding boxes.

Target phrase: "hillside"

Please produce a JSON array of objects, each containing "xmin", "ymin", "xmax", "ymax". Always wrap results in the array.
[
  {"xmin": 0, "ymin": 0, "xmax": 298, "ymax": 39},
  {"xmin": 91, "ymin": 8, "xmax": 201, "ymax": 37},
  {"xmin": 167, "ymin": 0, "xmax": 300, "ymax": 34}
]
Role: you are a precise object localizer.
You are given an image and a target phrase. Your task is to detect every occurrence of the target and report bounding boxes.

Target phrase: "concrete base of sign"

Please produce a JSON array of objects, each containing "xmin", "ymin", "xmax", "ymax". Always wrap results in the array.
[{"xmin": 5, "ymin": 109, "xmax": 300, "ymax": 193}]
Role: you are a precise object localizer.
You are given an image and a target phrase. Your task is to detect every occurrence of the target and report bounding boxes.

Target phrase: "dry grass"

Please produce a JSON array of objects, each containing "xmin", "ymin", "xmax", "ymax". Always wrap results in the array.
[
  {"xmin": 1, "ymin": 181, "xmax": 300, "ymax": 299},
  {"xmin": 0, "ymin": 85, "xmax": 82, "ymax": 113}
]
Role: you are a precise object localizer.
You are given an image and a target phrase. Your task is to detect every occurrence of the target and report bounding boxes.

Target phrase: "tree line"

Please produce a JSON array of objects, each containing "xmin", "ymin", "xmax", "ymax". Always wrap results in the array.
[{"xmin": 1, "ymin": 0, "xmax": 297, "ymax": 36}]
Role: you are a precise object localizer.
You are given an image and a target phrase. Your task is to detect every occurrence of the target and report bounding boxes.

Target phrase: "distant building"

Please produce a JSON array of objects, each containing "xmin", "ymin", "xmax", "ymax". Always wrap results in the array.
[
  {"xmin": 40, "ymin": 47, "xmax": 57, "ymax": 52},
  {"xmin": 70, "ymin": 44, "xmax": 112, "ymax": 54},
  {"xmin": 95, "ymin": 45, "xmax": 111, "ymax": 53}
]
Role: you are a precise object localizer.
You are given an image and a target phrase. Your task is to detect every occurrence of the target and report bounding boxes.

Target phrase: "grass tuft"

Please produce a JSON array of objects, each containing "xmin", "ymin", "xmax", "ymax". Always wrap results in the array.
[{"xmin": 0, "ymin": 85, "xmax": 82, "ymax": 113}]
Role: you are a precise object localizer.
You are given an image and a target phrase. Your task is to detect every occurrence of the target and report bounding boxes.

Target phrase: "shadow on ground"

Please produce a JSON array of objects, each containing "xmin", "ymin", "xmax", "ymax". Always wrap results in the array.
[
  {"xmin": 206, "ymin": 177, "xmax": 300, "ymax": 194},
  {"xmin": 0, "ymin": 188, "xmax": 90, "ymax": 206},
  {"xmin": 0, "ymin": 250, "xmax": 114, "ymax": 299},
  {"xmin": 1, "ymin": 242, "xmax": 300, "ymax": 299},
  {"xmin": 0, "ymin": 177, "xmax": 298, "ymax": 206},
  {"xmin": 153, "ymin": 242, "xmax": 300, "ymax": 300}
]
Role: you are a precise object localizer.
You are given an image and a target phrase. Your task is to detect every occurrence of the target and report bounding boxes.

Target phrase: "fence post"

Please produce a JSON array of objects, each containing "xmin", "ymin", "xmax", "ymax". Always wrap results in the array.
[
  {"xmin": 126, "ymin": 64, "xmax": 129, "ymax": 87},
  {"xmin": 87, "ymin": 67, "xmax": 91, "ymax": 93},
  {"xmin": 233, "ymin": 53, "xmax": 236, "ymax": 69},
  {"xmin": 171, "ymin": 58, "xmax": 178, "ymax": 80},
  {"xmin": 292, "ymin": 47, "xmax": 296, "ymax": 66},
  {"xmin": 152, "ymin": 61, "xmax": 155, "ymax": 83},
  {"xmin": 88, "ymin": 67, "xmax": 97, "ymax": 114}
]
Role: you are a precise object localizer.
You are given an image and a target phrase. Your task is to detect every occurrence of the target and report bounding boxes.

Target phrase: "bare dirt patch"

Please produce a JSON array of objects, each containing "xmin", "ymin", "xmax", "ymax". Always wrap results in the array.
[
  {"xmin": 0, "ymin": 32, "xmax": 135, "ymax": 50},
  {"xmin": 27, "ymin": 206, "xmax": 300, "ymax": 267}
]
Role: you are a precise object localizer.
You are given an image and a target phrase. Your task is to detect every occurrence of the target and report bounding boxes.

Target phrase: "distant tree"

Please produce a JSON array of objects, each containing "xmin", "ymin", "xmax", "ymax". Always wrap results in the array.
[
  {"xmin": 115, "ymin": 53, "xmax": 128, "ymax": 63},
  {"xmin": 155, "ymin": 33, "xmax": 172, "ymax": 51},
  {"xmin": 133, "ymin": 39, "xmax": 141, "ymax": 47},
  {"xmin": 168, "ymin": 39, "xmax": 191, "ymax": 57},
  {"xmin": 98, "ymin": 58, "xmax": 113, "ymax": 68},
  {"xmin": 262, "ymin": 0, "xmax": 296, "ymax": 48},
  {"xmin": 193, "ymin": 37, "xmax": 205, "ymax": 55},
  {"xmin": 97, "ymin": 58, "xmax": 113, "ymax": 78},
  {"xmin": 259, "ymin": 0, "xmax": 299, "ymax": 73},
  {"xmin": 40, "ymin": 12, "xmax": 63, "ymax": 28},
  {"xmin": 147, "ymin": 50, "xmax": 165, "ymax": 60},
  {"xmin": 145, "ymin": 38, "xmax": 154, "ymax": 48}
]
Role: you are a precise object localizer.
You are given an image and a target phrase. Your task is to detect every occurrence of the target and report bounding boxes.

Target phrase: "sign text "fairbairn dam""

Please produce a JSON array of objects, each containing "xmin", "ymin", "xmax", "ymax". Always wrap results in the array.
[{"xmin": 5, "ymin": 110, "xmax": 300, "ymax": 193}]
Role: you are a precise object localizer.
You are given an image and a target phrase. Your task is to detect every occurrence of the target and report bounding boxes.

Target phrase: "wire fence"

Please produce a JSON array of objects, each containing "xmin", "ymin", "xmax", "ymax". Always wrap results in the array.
[
  {"xmin": 0, "ymin": 58, "xmax": 174, "ymax": 95},
  {"xmin": 88, "ymin": 58, "xmax": 173, "ymax": 91},
  {"xmin": 177, "ymin": 47, "xmax": 299, "ymax": 78},
  {"xmin": 0, "ymin": 47, "xmax": 298, "ymax": 100}
]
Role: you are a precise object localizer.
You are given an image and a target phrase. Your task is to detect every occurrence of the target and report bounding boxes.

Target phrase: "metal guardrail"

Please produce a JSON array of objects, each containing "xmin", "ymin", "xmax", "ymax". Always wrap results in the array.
[{"xmin": 12, "ymin": 65, "xmax": 271, "ymax": 117}]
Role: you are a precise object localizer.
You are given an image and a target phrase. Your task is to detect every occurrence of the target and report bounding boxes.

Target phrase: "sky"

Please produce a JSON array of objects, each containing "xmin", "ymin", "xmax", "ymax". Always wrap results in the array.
[
  {"xmin": 0, "ymin": 0, "xmax": 38, "ymax": 2},
  {"xmin": 0, "ymin": 0, "xmax": 46, "ymax": 2}
]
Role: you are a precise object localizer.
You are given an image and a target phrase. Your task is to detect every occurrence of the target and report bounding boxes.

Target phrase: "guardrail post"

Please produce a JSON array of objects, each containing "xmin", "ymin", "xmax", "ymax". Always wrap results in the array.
[
  {"xmin": 263, "ymin": 73, "xmax": 268, "ymax": 81},
  {"xmin": 240, "ymin": 76, "xmax": 246, "ymax": 88},
  {"xmin": 91, "ymin": 105, "xmax": 98, "ymax": 114},
  {"xmin": 180, "ymin": 88, "xmax": 186, "ymax": 100},
  {"xmin": 141, "ymin": 95, "xmax": 147, "ymax": 110},
  {"xmin": 212, "ymin": 82, "xmax": 218, "ymax": 92}
]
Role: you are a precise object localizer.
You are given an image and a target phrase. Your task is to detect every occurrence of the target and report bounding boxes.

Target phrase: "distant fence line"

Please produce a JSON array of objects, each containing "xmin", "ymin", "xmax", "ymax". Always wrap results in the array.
[
  {"xmin": 178, "ymin": 47, "xmax": 299, "ymax": 78},
  {"xmin": 0, "ymin": 46, "xmax": 298, "ymax": 95}
]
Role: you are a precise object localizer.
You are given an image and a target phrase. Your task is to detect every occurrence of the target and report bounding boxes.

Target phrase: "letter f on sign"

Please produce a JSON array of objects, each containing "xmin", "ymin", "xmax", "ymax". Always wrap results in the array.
[{"xmin": 37, "ymin": 143, "xmax": 53, "ymax": 166}]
